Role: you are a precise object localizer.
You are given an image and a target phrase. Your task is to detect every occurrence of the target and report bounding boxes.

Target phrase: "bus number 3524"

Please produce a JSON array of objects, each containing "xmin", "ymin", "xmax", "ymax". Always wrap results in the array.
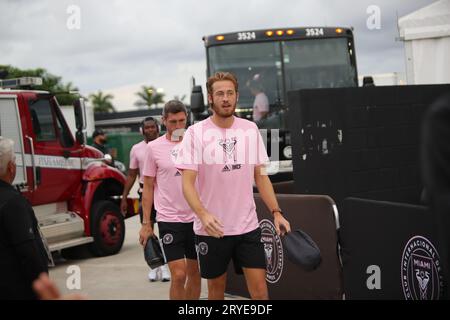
[
  {"xmin": 237, "ymin": 32, "xmax": 256, "ymax": 41},
  {"xmin": 306, "ymin": 28, "xmax": 324, "ymax": 36}
]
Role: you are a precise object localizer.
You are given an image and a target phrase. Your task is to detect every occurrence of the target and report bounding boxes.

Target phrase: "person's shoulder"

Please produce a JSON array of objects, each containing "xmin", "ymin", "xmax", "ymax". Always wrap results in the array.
[
  {"xmin": 189, "ymin": 118, "xmax": 209, "ymax": 130},
  {"xmin": 132, "ymin": 139, "xmax": 146, "ymax": 149},
  {"xmin": 130, "ymin": 141, "xmax": 142, "ymax": 153},
  {"xmin": 235, "ymin": 116, "xmax": 258, "ymax": 129},
  {"xmin": 148, "ymin": 135, "xmax": 166, "ymax": 149},
  {"xmin": 0, "ymin": 190, "xmax": 29, "ymax": 214},
  {"xmin": 0, "ymin": 185, "xmax": 17, "ymax": 206}
]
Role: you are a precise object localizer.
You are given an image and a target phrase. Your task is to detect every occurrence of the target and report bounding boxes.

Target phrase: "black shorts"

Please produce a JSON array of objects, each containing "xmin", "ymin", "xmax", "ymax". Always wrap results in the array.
[
  {"xmin": 195, "ymin": 227, "xmax": 266, "ymax": 279},
  {"xmin": 158, "ymin": 221, "xmax": 197, "ymax": 263}
]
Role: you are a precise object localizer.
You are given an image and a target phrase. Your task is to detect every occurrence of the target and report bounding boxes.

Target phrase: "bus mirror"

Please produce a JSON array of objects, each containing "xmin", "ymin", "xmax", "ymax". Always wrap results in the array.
[
  {"xmin": 75, "ymin": 131, "xmax": 86, "ymax": 145},
  {"xmin": 73, "ymin": 98, "xmax": 87, "ymax": 131},
  {"xmin": 190, "ymin": 85, "xmax": 205, "ymax": 114}
]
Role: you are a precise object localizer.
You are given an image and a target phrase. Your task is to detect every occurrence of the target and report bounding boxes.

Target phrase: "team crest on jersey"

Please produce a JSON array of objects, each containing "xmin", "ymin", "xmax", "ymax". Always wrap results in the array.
[
  {"xmin": 170, "ymin": 148, "xmax": 179, "ymax": 161},
  {"xmin": 219, "ymin": 137, "xmax": 237, "ymax": 163}
]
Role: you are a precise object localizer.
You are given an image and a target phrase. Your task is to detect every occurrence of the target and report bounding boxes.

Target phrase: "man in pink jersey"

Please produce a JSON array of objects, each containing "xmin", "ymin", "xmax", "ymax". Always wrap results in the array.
[
  {"xmin": 139, "ymin": 101, "xmax": 201, "ymax": 300},
  {"xmin": 177, "ymin": 72, "xmax": 291, "ymax": 300},
  {"xmin": 120, "ymin": 117, "xmax": 170, "ymax": 282}
]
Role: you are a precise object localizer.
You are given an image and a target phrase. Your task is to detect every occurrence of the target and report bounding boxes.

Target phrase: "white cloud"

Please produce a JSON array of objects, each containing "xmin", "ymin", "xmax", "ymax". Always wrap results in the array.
[{"xmin": 0, "ymin": 0, "xmax": 436, "ymax": 110}]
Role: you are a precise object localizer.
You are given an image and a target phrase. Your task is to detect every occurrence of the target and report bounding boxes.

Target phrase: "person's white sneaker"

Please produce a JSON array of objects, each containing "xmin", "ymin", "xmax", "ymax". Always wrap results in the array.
[
  {"xmin": 148, "ymin": 268, "xmax": 158, "ymax": 282},
  {"xmin": 161, "ymin": 264, "xmax": 171, "ymax": 282}
]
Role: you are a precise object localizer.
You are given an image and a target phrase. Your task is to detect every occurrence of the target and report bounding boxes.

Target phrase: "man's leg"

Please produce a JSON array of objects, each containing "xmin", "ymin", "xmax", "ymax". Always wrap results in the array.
[
  {"xmin": 207, "ymin": 272, "xmax": 227, "ymax": 300},
  {"xmin": 235, "ymin": 228, "xmax": 268, "ymax": 300},
  {"xmin": 242, "ymin": 267, "xmax": 269, "ymax": 300},
  {"xmin": 195, "ymin": 234, "xmax": 232, "ymax": 300},
  {"xmin": 185, "ymin": 259, "xmax": 201, "ymax": 300},
  {"xmin": 167, "ymin": 259, "xmax": 187, "ymax": 300}
]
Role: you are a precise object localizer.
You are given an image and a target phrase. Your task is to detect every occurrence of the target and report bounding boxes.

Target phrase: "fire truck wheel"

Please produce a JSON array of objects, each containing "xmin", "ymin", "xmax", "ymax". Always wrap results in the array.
[{"xmin": 90, "ymin": 200, "xmax": 125, "ymax": 256}]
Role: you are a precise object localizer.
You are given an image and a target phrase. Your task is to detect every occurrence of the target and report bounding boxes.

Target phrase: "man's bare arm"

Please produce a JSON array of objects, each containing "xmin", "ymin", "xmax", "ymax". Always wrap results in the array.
[
  {"xmin": 120, "ymin": 169, "xmax": 138, "ymax": 213},
  {"xmin": 139, "ymin": 175, "xmax": 155, "ymax": 246},
  {"xmin": 181, "ymin": 169, "xmax": 223, "ymax": 238},
  {"xmin": 254, "ymin": 165, "xmax": 291, "ymax": 235}
]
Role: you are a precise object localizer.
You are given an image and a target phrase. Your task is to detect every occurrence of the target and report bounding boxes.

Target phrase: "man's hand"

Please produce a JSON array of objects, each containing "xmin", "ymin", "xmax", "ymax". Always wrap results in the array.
[
  {"xmin": 120, "ymin": 197, "xmax": 128, "ymax": 215},
  {"xmin": 199, "ymin": 212, "xmax": 224, "ymax": 238},
  {"xmin": 139, "ymin": 224, "xmax": 154, "ymax": 246},
  {"xmin": 33, "ymin": 273, "xmax": 86, "ymax": 300},
  {"xmin": 273, "ymin": 212, "xmax": 291, "ymax": 236}
]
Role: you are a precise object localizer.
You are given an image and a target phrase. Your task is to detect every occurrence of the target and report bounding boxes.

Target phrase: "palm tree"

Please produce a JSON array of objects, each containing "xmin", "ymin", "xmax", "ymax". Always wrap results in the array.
[
  {"xmin": 89, "ymin": 91, "xmax": 116, "ymax": 113},
  {"xmin": 55, "ymin": 81, "xmax": 79, "ymax": 105},
  {"xmin": 134, "ymin": 85, "xmax": 165, "ymax": 109}
]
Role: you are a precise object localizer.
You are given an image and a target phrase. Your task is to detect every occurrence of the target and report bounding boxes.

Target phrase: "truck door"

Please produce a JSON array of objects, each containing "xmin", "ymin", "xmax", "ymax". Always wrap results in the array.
[
  {"xmin": 0, "ymin": 95, "xmax": 27, "ymax": 189},
  {"xmin": 25, "ymin": 96, "xmax": 82, "ymax": 205}
]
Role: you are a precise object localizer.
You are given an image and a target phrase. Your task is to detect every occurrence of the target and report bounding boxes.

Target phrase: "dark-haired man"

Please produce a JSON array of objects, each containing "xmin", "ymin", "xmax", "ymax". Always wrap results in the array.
[{"xmin": 121, "ymin": 117, "xmax": 170, "ymax": 282}]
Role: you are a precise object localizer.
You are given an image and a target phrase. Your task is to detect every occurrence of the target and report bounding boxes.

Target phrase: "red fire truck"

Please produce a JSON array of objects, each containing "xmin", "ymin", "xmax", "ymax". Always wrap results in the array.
[{"xmin": 0, "ymin": 77, "xmax": 138, "ymax": 261}]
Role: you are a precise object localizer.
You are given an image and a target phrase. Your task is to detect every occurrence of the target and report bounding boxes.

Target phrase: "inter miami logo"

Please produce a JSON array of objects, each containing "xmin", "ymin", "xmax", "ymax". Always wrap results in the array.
[
  {"xmin": 219, "ymin": 137, "xmax": 237, "ymax": 163},
  {"xmin": 163, "ymin": 233, "xmax": 174, "ymax": 245},
  {"xmin": 260, "ymin": 219, "xmax": 284, "ymax": 284},
  {"xmin": 197, "ymin": 242, "xmax": 208, "ymax": 255},
  {"xmin": 170, "ymin": 148, "xmax": 179, "ymax": 162},
  {"xmin": 401, "ymin": 236, "xmax": 443, "ymax": 300}
]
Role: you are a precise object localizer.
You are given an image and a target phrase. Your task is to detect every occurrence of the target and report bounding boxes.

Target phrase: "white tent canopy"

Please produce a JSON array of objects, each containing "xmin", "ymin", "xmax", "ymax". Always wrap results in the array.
[{"xmin": 398, "ymin": 0, "xmax": 450, "ymax": 84}]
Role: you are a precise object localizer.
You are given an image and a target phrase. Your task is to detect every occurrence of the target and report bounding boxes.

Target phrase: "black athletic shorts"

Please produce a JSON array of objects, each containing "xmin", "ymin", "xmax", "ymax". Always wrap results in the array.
[
  {"xmin": 158, "ymin": 221, "xmax": 197, "ymax": 263},
  {"xmin": 195, "ymin": 227, "xmax": 266, "ymax": 279}
]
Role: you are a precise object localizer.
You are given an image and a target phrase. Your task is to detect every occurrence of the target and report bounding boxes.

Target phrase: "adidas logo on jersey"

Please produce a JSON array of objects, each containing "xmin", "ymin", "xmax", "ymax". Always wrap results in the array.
[
  {"xmin": 174, "ymin": 171, "xmax": 182, "ymax": 176},
  {"xmin": 222, "ymin": 165, "xmax": 231, "ymax": 172}
]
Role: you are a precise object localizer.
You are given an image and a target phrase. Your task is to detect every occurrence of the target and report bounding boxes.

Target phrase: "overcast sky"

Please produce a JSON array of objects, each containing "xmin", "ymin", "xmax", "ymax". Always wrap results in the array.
[{"xmin": 0, "ymin": 0, "xmax": 435, "ymax": 110}]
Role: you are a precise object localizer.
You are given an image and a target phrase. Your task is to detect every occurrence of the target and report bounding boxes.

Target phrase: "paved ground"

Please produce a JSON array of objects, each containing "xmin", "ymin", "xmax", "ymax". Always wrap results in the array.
[{"xmin": 48, "ymin": 182, "xmax": 246, "ymax": 300}]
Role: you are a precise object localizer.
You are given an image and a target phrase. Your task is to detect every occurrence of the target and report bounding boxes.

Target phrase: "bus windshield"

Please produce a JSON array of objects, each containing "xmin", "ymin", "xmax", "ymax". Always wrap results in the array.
[{"xmin": 208, "ymin": 37, "xmax": 356, "ymax": 129}]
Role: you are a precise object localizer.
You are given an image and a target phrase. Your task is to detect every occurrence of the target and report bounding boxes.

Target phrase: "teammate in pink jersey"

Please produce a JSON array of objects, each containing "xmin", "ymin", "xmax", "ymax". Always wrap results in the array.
[
  {"xmin": 140, "ymin": 101, "xmax": 201, "ymax": 300},
  {"xmin": 177, "ymin": 72, "xmax": 291, "ymax": 300},
  {"xmin": 121, "ymin": 117, "xmax": 170, "ymax": 282}
]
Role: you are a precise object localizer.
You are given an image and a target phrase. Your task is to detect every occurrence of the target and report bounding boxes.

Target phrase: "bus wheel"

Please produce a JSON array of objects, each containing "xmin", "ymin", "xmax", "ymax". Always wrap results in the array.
[{"xmin": 90, "ymin": 200, "xmax": 125, "ymax": 256}]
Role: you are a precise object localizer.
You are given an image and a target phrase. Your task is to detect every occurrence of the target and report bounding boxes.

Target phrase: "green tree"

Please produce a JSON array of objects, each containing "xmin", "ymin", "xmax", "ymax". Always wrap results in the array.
[
  {"xmin": 134, "ymin": 85, "xmax": 165, "ymax": 108},
  {"xmin": 0, "ymin": 64, "xmax": 79, "ymax": 105},
  {"xmin": 89, "ymin": 91, "xmax": 116, "ymax": 113}
]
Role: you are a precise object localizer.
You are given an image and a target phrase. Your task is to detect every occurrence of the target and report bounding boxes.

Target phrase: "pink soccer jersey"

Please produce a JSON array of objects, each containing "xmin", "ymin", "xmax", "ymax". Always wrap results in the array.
[
  {"xmin": 143, "ymin": 135, "xmax": 195, "ymax": 223},
  {"xmin": 129, "ymin": 140, "xmax": 148, "ymax": 184},
  {"xmin": 175, "ymin": 116, "xmax": 269, "ymax": 236}
]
